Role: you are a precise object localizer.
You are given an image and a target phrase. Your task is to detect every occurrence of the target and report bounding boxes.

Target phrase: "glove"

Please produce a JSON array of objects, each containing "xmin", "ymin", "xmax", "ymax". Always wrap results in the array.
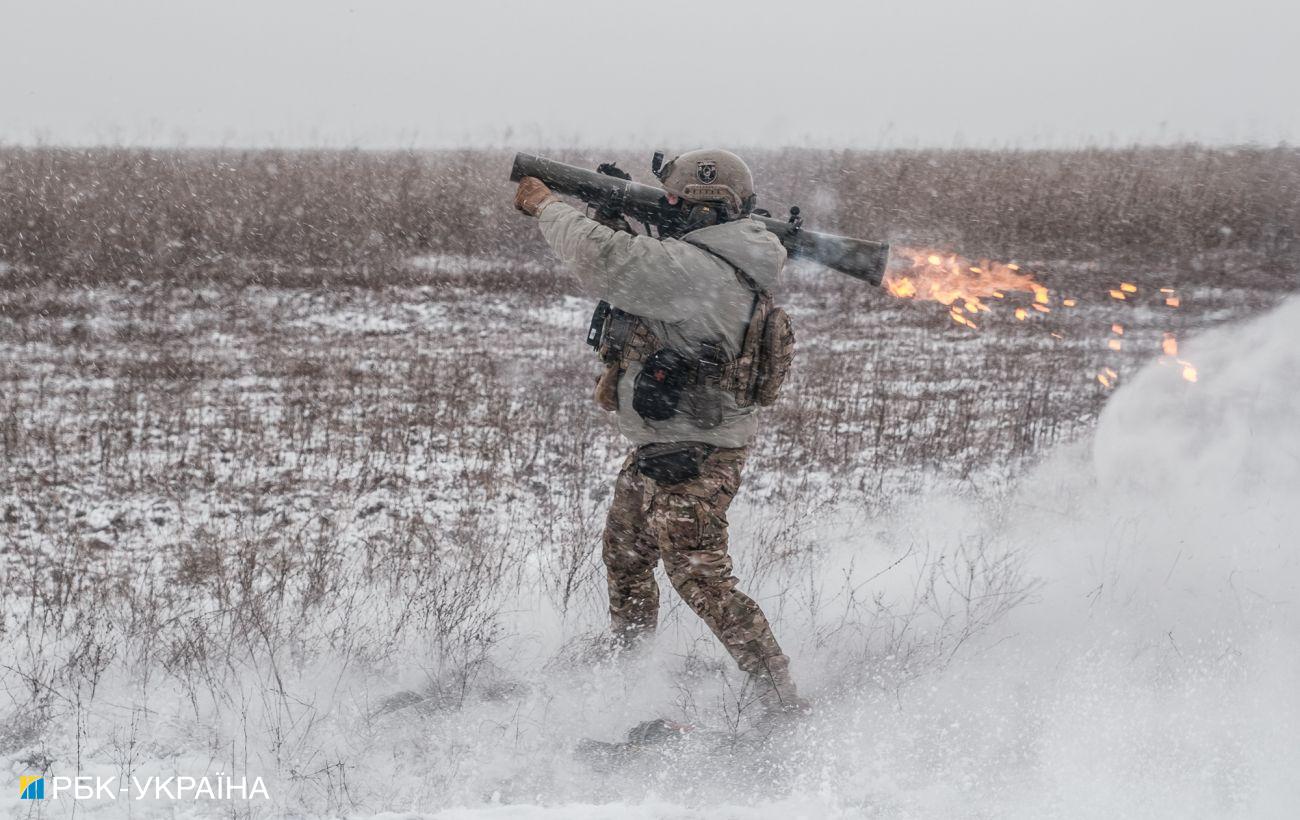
[{"xmin": 514, "ymin": 176, "xmax": 559, "ymax": 216}]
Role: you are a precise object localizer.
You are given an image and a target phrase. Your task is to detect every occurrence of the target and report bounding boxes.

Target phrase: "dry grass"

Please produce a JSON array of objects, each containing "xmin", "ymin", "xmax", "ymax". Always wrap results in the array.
[{"xmin": 2, "ymin": 145, "xmax": 1297, "ymax": 285}]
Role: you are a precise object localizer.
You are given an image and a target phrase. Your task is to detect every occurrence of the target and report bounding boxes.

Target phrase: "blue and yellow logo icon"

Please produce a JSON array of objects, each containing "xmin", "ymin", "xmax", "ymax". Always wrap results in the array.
[{"xmin": 19, "ymin": 776, "xmax": 45, "ymax": 800}]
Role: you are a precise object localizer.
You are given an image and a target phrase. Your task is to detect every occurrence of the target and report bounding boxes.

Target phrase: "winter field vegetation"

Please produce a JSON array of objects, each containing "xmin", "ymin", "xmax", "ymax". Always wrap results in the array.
[{"xmin": 1, "ymin": 145, "xmax": 1298, "ymax": 818}]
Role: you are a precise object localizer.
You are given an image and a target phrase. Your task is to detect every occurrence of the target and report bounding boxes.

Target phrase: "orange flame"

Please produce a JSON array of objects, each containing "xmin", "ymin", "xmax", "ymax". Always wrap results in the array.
[
  {"xmin": 881, "ymin": 248, "xmax": 1202, "ymax": 386},
  {"xmin": 884, "ymin": 249, "xmax": 1048, "ymax": 326}
]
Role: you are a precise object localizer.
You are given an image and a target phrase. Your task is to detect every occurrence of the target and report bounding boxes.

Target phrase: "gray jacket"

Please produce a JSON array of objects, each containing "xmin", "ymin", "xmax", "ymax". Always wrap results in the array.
[{"xmin": 538, "ymin": 202, "xmax": 786, "ymax": 449}]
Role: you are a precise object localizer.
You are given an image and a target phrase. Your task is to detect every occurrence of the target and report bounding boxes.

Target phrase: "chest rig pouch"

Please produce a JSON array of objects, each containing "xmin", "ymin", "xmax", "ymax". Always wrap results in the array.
[
  {"xmin": 632, "ymin": 348, "xmax": 690, "ymax": 421},
  {"xmin": 587, "ymin": 303, "xmax": 731, "ymax": 429},
  {"xmin": 585, "ymin": 263, "xmax": 793, "ymax": 429}
]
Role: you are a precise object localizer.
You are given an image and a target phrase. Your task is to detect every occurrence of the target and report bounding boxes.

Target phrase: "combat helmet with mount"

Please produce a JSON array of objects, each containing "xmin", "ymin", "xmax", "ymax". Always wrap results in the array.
[{"xmin": 652, "ymin": 148, "xmax": 757, "ymax": 220}]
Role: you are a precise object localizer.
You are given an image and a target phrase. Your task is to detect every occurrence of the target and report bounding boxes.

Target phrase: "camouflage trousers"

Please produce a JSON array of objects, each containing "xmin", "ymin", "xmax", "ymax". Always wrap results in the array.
[{"xmin": 602, "ymin": 445, "xmax": 795, "ymax": 694}]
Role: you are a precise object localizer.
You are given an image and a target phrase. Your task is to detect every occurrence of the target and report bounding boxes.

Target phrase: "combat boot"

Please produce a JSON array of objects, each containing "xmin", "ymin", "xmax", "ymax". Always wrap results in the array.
[{"xmin": 748, "ymin": 656, "xmax": 812, "ymax": 717}]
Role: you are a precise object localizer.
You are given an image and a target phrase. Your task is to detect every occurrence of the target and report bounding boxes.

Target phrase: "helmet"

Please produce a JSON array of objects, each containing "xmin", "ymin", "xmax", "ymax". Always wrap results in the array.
[{"xmin": 656, "ymin": 149, "xmax": 756, "ymax": 216}]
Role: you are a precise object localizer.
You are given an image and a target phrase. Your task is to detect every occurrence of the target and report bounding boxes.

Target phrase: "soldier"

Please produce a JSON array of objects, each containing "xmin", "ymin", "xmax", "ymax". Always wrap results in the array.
[{"xmin": 514, "ymin": 150, "xmax": 806, "ymax": 716}]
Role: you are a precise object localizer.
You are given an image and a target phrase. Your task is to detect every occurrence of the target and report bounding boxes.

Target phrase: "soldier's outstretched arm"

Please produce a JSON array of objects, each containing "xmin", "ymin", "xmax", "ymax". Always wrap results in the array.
[{"xmin": 532, "ymin": 202, "xmax": 706, "ymax": 322}]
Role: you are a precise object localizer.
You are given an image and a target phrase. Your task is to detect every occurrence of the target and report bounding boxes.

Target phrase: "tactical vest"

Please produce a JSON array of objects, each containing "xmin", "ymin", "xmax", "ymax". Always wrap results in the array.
[{"xmin": 587, "ymin": 269, "xmax": 795, "ymax": 421}]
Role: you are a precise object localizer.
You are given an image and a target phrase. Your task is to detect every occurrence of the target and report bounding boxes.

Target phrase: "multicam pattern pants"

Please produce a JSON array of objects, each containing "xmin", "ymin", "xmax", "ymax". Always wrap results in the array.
[{"xmin": 601, "ymin": 445, "xmax": 792, "ymax": 686}]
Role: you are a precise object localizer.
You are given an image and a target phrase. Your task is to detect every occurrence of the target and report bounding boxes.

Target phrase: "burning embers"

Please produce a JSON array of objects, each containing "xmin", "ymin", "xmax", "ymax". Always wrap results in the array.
[
  {"xmin": 884, "ymin": 248, "xmax": 1198, "ymax": 387},
  {"xmin": 885, "ymin": 250, "xmax": 1049, "ymax": 330},
  {"xmin": 1161, "ymin": 331, "xmax": 1198, "ymax": 382}
]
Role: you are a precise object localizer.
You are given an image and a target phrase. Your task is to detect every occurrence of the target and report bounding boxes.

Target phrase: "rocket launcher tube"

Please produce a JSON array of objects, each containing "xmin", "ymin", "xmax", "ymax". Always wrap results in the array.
[{"xmin": 510, "ymin": 152, "xmax": 889, "ymax": 286}]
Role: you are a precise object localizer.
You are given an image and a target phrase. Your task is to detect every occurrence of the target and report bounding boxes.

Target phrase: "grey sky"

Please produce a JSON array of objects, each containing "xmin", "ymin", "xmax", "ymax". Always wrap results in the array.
[{"xmin": 3, "ymin": 0, "xmax": 1296, "ymax": 149}]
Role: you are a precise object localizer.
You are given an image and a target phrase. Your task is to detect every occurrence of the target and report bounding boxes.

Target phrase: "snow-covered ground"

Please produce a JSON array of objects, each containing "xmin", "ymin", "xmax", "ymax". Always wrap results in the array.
[
  {"xmin": 1, "ymin": 259, "xmax": 1295, "ymax": 818},
  {"xmin": 411, "ymin": 296, "xmax": 1300, "ymax": 819}
]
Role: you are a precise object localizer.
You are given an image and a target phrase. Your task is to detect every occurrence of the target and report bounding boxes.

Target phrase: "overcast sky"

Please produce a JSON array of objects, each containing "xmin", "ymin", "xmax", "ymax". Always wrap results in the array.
[{"xmin": 3, "ymin": 0, "xmax": 1296, "ymax": 149}]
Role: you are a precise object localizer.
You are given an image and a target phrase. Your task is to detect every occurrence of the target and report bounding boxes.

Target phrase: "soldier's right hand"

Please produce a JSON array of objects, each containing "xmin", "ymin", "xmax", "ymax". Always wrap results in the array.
[{"xmin": 514, "ymin": 176, "xmax": 559, "ymax": 216}]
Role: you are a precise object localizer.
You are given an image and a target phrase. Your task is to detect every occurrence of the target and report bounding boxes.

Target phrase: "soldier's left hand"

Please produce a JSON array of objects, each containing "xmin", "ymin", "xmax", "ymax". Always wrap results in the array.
[{"xmin": 515, "ymin": 177, "xmax": 558, "ymax": 216}]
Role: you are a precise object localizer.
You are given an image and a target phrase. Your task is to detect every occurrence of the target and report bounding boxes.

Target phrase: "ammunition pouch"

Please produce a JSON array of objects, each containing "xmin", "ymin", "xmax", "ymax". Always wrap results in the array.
[
  {"xmin": 632, "ymin": 348, "xmax": 691, "ymax": 421},
  {"xmin": 634, "ymin": 442, "xmax": 715, "ymax": 485}
]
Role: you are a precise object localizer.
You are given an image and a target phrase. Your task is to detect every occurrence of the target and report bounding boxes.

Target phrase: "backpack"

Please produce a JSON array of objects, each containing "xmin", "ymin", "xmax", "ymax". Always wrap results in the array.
[{"xmin": 728, "ymin": 284, "xmax": 795, "ymax": 408}]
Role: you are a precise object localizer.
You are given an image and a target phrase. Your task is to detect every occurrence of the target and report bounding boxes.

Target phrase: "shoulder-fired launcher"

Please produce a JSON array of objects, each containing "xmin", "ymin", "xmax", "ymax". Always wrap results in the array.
[{"xmin": 510, "ymin": 152, "xmax": 889, "ymax": 286}]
